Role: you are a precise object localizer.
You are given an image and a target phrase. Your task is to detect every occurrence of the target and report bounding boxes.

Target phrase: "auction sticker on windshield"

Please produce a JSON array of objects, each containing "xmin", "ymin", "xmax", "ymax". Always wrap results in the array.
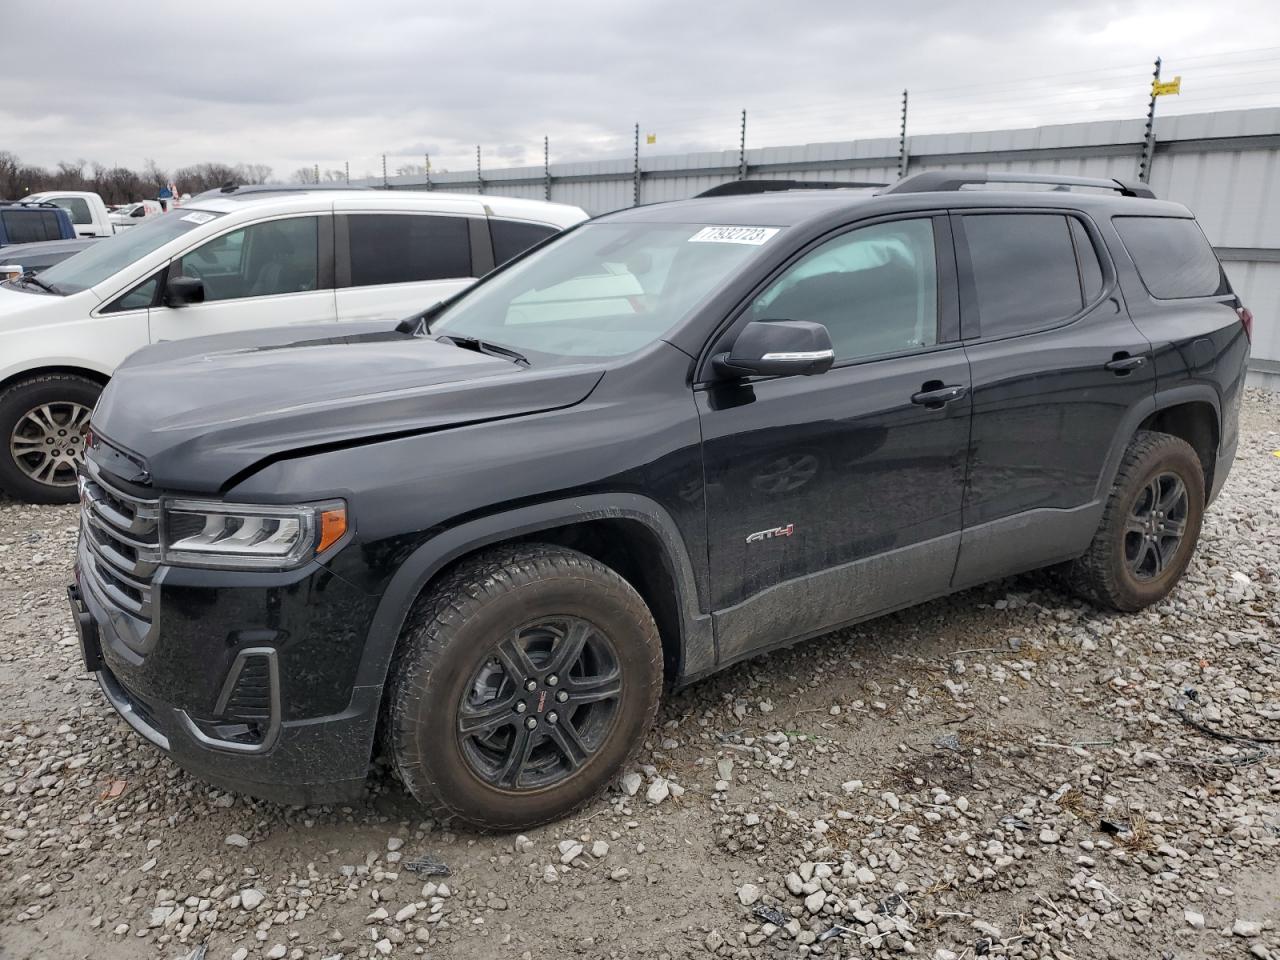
[
  {"xmin": 688, "ymin": 226, "xmax": 780, "ymax": 245},
  {"xmin": 180, "ymin": 211, "xmax": 216, "ymax": 225}
]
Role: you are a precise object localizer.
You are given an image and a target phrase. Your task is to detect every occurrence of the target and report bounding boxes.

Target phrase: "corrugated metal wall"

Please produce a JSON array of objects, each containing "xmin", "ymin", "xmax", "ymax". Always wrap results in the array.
[{"xmin": 360, "ymin": 108, "xmax": 1280, "ymax": 385}]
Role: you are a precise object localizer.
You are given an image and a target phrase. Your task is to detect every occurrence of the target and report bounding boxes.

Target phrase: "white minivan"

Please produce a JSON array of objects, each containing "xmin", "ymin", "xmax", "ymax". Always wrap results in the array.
[{"xmin": 0, "ymin": 185, "xmax": 587, "ymax": 502}]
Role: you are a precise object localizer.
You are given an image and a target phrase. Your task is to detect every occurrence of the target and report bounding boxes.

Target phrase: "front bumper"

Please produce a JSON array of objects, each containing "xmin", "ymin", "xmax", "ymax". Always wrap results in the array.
[{"xmin": 71, "ymin": 538, "xmax": 383, "ymax": 807}]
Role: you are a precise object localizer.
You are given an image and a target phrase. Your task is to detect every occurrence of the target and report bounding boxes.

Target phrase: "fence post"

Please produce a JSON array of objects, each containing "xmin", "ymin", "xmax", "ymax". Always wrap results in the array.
[
  {"xmin": 898, "ymin": 90, "xmax": 910, "ymax": 178},
  {"xmin": 314, "ymin": 163, "xmax": 320, "ymax": 184},
  {"xmin": 738, "ymin": 109, "xmax": 748, "ymax": 180},
  {"xmin": 1139, "ymin": 57, "xmax": 1161, "ymax": 183},
  {"xmin": 476, "ymin": 145, "xmax": 483, "ymax": 194},
  {"xmin": 633, "ymin": 123, "xmax": 640, "ymax": 206},
  {"xmin": 344, "ymin": 160, "xmax": 349, "ymax": 184},
  {"xmin": 544, "ymin": 136, "xmax": 551, "ymax": 202},
  {"xmin": 425, "ymin": 154, "xmax": 432, "ymax": 191},
  {"xmin": 381, "ymin": 154, "xmax": 388, "ymax": 189}
]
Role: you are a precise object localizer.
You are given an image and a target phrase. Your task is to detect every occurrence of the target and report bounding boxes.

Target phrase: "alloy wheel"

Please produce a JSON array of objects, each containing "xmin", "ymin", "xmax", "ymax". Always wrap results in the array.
[
  {"xmin": 9, "ymin": 401, "xmax": 92, "ymax": 488},
  {"xmin": 457, "ymin": 617, "xmax": 621, "ymax": 791},
  {"xmin": 1123, "ymin": 471, "xmax": 1189, "ymax": 581}
]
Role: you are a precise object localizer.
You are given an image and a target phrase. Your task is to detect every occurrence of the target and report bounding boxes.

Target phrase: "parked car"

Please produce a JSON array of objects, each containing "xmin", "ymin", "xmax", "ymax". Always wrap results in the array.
[
  {"xmin": 0, "ymin": 236, "xmax": 99, "ymax": 275},
  {"xmin": 20, "ymin": 190, "xmax": 120, "ymax": 238},
  {"xmin": 0, "ymin": 184, "xmax": 586, "ymax": 502},
  {"xmin": 0, "ymin": 200, "xmax": 77, "ymax": 248},
  {"xmin": 67, "ymin": 171, "xmax": 1250, "ymax": 829},
  {"xmin": 110, "ymin": 199, "xmax": 164, "ymax": 230}
]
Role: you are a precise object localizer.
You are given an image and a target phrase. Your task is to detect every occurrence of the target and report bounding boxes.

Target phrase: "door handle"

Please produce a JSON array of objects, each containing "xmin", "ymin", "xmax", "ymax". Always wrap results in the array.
[
  {"xmin": 911, "ymin": 382, "xmax": 967, "ymax": 408},
  {"xmin": 1104, "ymin": 353, "xmax": 1147, "ymax": 373}
]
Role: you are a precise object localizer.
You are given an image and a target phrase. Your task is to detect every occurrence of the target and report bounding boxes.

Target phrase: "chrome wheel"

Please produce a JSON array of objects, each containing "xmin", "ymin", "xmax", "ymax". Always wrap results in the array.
[
  {"xmin": 9, "ymin": 401, "xmax": 91, "ymax": 488},
  {"xmin": 457, "ymin": 617, "xmax": 621, "ymax": 791},
  {"xmin": 1124, "ymin": 471, "xmax": 1189, "ymax": 581}
]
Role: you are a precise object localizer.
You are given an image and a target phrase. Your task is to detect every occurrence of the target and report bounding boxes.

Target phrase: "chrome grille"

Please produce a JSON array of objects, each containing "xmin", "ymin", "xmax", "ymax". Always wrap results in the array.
[{"xmin": 80, "ymin": 458, "xmax": 159, "ymax": 622}]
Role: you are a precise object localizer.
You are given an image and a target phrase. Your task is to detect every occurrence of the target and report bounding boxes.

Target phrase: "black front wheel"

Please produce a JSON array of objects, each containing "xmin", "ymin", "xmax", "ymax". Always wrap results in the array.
[
  {"xmin": 386, "ymin": 544, "xmax": 662, "ymax": 830},
  {"xmin": 0, "ymin": 374, "xmax": 102, "ymax": 504}
]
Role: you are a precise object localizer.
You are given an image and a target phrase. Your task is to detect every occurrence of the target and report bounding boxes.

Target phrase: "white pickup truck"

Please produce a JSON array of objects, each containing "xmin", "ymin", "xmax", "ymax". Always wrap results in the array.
[{"xmin": 19, "ymin": 191, "xmax": 120, "ymax": 239}]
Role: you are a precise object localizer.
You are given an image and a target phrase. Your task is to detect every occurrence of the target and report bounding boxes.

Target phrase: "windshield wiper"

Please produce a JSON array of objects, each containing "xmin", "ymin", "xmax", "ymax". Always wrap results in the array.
[
  {"xmin": 437, "ymin": 334, "xmax": 529, "ymax": 367},
  {"xmin": 19, "ymin": 272, "xmax": 60, "ymax": 295}
]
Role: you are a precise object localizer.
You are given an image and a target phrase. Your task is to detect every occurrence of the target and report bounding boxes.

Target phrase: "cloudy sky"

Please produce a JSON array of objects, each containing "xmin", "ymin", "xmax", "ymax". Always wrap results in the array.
[{"xmin": 4, "ymin": 0, "xmax": 1280, "ymax": 181}]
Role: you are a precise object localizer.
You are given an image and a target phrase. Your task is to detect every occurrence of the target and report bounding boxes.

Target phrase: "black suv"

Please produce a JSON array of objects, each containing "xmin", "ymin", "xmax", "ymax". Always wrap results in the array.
[{"xmin": 68, "ymin": 171, "xmax": 1252, "ymax": 830}]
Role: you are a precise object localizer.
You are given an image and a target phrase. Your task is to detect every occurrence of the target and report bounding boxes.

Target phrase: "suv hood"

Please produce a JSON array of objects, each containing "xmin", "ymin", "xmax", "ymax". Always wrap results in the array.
[{"xmin": 92, "ymin": 321, "xmax": 604, "ymax": 493}]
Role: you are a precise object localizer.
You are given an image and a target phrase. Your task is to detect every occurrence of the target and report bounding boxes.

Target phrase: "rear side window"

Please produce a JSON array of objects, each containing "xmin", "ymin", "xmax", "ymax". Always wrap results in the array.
[
  {"xmin": 346, "ymin": 214, "xmax": 471, "ymax": 287},
  {"xmin": 491, "ymin": 220, "xmax": 559, "ymax": 266},
  {"xmin": 1, "ymin": 210, "xmax": 65, "ymax": 244},
  {"xmin": 1113, "ymin": 216, "xmax": 1226, "ymax": 299},
  {"xmin": 53, "ymin": 197, "xmax": 92, "ymax": 225},
  {"xmin": 963, "ymin": 213, "xmax": 1083, "ymax": 338}
]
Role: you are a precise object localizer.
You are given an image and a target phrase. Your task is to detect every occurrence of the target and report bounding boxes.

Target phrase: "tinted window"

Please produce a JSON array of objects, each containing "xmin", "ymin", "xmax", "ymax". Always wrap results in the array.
[
  {"xmin": 964, "ymin": 214, "xmax": 1082, "ymax": 337},
  {"xmin": 1113, "ymin": 216, "xmax": 1225, "ymax": 299},
  {"xmin": 102, "ymin": 274, "xmax": 159, "ymax": 313},
  {"xmin": 747, "ymin": 218, "xmax": 938, "ymax": 362},
  {"xmin": 1, "ymin": 210, "xmax": 65, "ymax": 244},
  {"xmin": 176, "ymin": 217, "xmax": 318, "ymax": 302},
  {"xmin": 492, "ymin": 220, "xmax": 559, "ymax": 266},
  {"xmin": 347, "ymin": 214, "xmax": 471, "ymax": 287},
  {"xmin": 54, "ymin": 197, "xmax": 92, "ymax": 225},
  {"xmin": 1070, "ymin": 218, "xmax": 1104, "ymax": 302}
]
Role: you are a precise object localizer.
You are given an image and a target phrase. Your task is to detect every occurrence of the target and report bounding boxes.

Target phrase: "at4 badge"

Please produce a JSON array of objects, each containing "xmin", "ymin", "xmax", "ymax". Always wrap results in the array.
[{"xmin": 745, "ymin": 523, "xmax": 795, "ymax": 544}]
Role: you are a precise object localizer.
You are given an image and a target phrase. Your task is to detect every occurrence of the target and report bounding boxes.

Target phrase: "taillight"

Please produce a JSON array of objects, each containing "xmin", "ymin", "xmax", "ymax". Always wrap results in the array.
[{"xmin": 1237, "ymin": 305, "xmax": 1253, "ymax": 342}]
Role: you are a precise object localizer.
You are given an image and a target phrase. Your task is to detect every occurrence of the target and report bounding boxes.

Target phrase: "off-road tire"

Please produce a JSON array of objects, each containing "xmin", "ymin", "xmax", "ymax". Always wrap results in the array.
[
  {"xmin": 385, "ymin": 543, "xmax": 663, "ymax": 831},
  {"xmin": 0, "ymin": 374, "xmax": 102, "ymax": 504},
  {"xmin": 1065, "ymin": 430, "xmax": 1205, "ymax": 611}
]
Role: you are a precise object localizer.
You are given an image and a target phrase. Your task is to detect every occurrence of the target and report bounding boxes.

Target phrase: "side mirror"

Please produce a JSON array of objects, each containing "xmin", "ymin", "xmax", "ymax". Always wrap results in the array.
[
  {"xmin": 164, "ymin": 275, "xmax": 205, "ymax": 307},
  {"xmin": 713, "ymin": 320, "xmax": 835, "ymax": 379}
]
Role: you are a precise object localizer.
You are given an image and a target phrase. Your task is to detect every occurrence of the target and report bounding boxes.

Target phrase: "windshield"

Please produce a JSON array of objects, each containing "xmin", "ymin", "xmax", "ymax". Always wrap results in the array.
[
  {"xmin": 37, "ymin": 208, "xmax": 225, "ymax": 295},
  {"xmin": 430, "ymin": 221, "xmax": 780, "ymax": 358}
]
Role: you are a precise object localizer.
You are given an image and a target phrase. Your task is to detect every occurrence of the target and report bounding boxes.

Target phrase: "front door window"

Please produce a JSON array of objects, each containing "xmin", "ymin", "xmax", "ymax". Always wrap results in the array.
[{"xmin": 174, "ymin": 217, "xmax": 318, "ymax": 301}]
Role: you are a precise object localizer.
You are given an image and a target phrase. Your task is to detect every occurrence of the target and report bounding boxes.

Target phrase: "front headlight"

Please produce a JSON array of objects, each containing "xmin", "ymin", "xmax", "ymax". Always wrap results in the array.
[{"xmin": 160, "ymin": 499, "xmax": 348, "ymax": 570}]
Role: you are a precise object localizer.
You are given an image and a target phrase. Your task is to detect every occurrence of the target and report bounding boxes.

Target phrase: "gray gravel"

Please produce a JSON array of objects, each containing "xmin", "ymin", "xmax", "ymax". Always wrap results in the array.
[{"xmin": 1, "ymin": 388, "xmax": 1278, "ymax": 960}]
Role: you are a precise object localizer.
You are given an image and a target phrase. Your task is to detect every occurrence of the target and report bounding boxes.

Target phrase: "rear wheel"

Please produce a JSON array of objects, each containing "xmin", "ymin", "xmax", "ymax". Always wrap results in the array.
[
  {"xmin": 0, "ymin": 374, "xmax": 101, "ymax": 504},
  {"xmin": 1065, "ymin": 430, "xmax": 1205, "ymax": 611},
  {"xmin": 386, "ymin": 544, "xmax": 663, "ymax": 830}
]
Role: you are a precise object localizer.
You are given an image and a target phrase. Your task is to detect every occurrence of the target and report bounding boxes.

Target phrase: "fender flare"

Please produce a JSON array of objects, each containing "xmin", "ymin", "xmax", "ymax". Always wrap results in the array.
[
  {"xmin": 1093, "ymin": 383, "xmax": 1221, "ymax": 501},
  {"xmin": 351, "ymin": 492, "xmax": 713, "ymax": 695}
]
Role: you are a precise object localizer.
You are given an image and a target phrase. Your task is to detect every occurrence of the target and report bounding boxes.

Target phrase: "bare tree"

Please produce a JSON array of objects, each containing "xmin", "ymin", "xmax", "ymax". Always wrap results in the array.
[
  {"xmin": 0, "ymin": 152, "xmax": 276, "ymax": 201},
  {"xmin": 173, "ymin": 162, "xmax": 249, "ymax": 193},
  {"xmin": 141, "ymin": 158, "xmax": 169, "ymax": 191},
  {"xmin": 240, "ymin": 163, "xmax": 273, "ymax": 184}
]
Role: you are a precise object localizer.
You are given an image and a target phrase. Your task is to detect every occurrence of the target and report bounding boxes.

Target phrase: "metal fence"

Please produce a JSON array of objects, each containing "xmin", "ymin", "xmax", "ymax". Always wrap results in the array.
[{"xmin": 355, "ymin": 107, "xmax": 1280, "ymax": 388}]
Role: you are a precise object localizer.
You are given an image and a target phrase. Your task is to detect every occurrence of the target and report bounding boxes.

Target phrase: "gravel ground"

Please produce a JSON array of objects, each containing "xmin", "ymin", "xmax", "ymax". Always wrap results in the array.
[{"xmin": 1, "ymin": 389, "xmax": 1278, "ymax": 960}]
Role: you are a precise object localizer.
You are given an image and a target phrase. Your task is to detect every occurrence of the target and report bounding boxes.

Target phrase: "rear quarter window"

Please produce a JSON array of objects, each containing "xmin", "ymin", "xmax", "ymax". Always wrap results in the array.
[{"xmin": 1112, "ymin": 216, "xmax": 1227, "ymax": 299}]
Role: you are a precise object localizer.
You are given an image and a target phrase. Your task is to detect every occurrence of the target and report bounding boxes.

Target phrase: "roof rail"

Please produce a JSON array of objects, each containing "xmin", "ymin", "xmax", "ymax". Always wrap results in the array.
[
  {"xmin": 697, "ymin": 179, "xmax": 887, "ymax": 198},
  {"xmin": 195, "ymin": 183, "xmax": 373, "ymax": 198},
  {"xmin": 881, "ymin": 170, "xmax": 1156, "ymax": 199},
  {"xmin": 0, "ymin": 199, "xmax": 63, "ymax": 209}
]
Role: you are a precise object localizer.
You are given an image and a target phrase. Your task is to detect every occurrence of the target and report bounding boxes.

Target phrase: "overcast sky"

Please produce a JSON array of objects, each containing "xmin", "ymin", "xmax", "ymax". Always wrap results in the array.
[{"xmin": 4, "ymin": 0, "xmax": 1280, "ymax": 181}]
